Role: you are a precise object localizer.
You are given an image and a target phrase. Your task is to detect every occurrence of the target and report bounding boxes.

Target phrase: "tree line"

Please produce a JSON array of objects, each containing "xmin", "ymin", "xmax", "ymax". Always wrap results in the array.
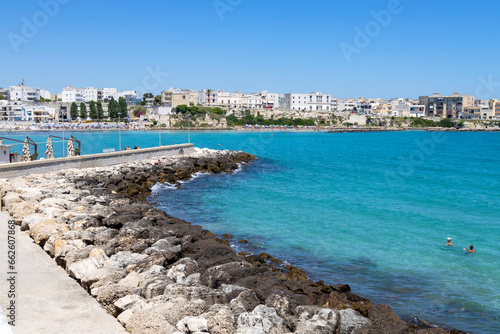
[{"xmin": 69, "ymin": 97, "xmax": 128, "ymax": 121}]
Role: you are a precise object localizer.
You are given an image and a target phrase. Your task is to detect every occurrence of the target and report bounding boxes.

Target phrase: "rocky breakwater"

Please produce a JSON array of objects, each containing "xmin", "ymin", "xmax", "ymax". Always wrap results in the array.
[{"xmin": 1, "ymin": 148, "xmax": 464, "ymax": 334}]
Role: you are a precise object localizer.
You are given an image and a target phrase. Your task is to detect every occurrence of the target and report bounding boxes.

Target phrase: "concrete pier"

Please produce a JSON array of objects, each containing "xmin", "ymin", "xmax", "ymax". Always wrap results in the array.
[
  {"xmin": 0, "ymin": 143, "xmax": 194, "ymax": 179},
  {"xmin": 0, "ymin": 211, "xmax": 127, "ymax": 334}
]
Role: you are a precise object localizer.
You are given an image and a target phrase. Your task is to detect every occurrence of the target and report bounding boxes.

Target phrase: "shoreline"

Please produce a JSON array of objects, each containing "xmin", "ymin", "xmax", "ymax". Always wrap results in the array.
[
  {"xmin": 1, "ymin": 150, "xmax": 467, "ymax": 333},
  {"xmin": 1, "ymin": 125, "xmax": 500, "ymax": 133}
]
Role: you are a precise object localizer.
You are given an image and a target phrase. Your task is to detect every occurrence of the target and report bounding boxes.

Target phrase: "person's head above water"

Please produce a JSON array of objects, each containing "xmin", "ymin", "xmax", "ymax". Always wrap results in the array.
[
  {"xmin": 447, "ymin": 237, "xmax": 452, "ymax": 242},
  {"xmin": 470, "ymin": 245, "xmax": 474, "ymax": 250}
]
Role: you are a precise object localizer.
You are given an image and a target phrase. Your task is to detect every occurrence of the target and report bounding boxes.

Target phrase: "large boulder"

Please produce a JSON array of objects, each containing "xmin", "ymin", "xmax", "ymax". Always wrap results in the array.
[
  {"xmin": 338, "ymin": 309, "xmax": 371, "ymax": 334},
  {"xmin": 29, "ymin": 219, "xmax": 68, "ymax": 247},
  {"xmin": 201, "ymin": 304, "xmax": 237, "ymax": 334},
  {"xmin": 106, "ymin": 251, "xmax": 149, "ymax": 269},
  {"xmin": 237, "ymin": 305, "xmax": 287, "ymax": 334},
  {"xmin": 175, "ymin": 316, "xmax": 209, "ymax": 333},
  {"xmin": 294, "ymin": 306, "xmax": 339, "ymax": 334},
  {"xmin": 163, "ymin": 284, "xmax": 229, "ymax": 306}
]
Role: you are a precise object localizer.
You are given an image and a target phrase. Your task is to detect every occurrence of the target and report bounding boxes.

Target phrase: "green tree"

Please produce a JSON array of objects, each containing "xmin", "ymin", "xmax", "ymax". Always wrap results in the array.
[
  {"xmin": 108, "ymin": 98, "xmax": 119, "ymax": 119},
  {"xmin": 89, "ymin": 101, "xmax": 97, "ymax": 120},
  {"xmin": 97, "ymin": 101, "xmax": 104, "ymax": 119},
  {"xmin": 439, "ymin": 118, "xmax": 453, "ymax": 128},
  {"xmin": 79, "ymin": 102, "xmax": 87, "ymax": 120},
  {"xmin": 155, "ymin": 95, "xmax": 161, "ymax": 106},
  {"xmin": 175, "ymin": 105, "xmax": 189, "ymax": 114},
  {"xmin": 0, "ymin": 94, "xmax": 5, "ymax": 100},
  {"xmin": 118, "ymin": 97, "xmax": 128, "ymax": 118},
  {"xmin": 70, "ymin": 102, "xmax": 79, "ymax": 120}
]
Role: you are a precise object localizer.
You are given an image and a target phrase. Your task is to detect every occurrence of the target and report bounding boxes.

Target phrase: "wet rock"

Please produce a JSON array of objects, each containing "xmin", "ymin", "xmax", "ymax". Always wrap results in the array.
[{"xmin": 355, "ymin": 304, "xmax": 409, "ymax": 334}]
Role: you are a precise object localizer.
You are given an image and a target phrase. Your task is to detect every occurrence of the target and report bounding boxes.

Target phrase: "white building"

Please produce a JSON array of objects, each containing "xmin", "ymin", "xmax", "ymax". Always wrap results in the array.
[
  {"xmin": 82, "ymin": 87, "xmax": 99, "ymax": 102},
  {"xmin": 260, "ymin": 91, "xmax": 282, "ymax": 109},
  {"xmin": 199, "ymin": 89, "xmax": 219, "ymax": 106},
  {"xmin": 9, "ymin": 83, "xmax": 51, "ymax": 102},
  {"xmin": 117, "ymin": 90, "xmax": 139, "ymax": 105},
  {"xmin": 391, "ymin": 98, "xmax": 425, "ymax": 117},
  {"xmin": 60, "ymin": 87, "xmax": 84, "ymax": 103},
  {"xmin": 101, "ymin": 88, "xmax": 117, "ymax": 101},
  {"xmin": 282, "ymin": 92, "xmax": 332, "ymax": 111},
  {"xmin": 217, "ymin": 91, "xmax": 242, "ymax": 108},
  {"xmin": 0, "ymin": 101, "xmax": 24, "ymax": 121}
]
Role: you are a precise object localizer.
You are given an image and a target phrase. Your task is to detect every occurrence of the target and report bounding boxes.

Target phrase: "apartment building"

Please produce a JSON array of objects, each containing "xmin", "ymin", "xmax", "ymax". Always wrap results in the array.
[
  {"xmin": 260, "ymin": 91, "xmax": 282, "ymax": 109},
  {"xmin": 61, "ymin": 87, "xmax": 84, "ymax": 103},
  {"xmin": 161, "ymin": 88, "xmax": 198, "ymax": 108},
  {"xmin": 9, "ymin": 83, "xmax": 51, "ymax": 102},
  {"xmin": 82, "ymin": 87, "xmax": 99, "ymax": 102},
  {"xmin": 373, "ymin": 103, "xmax": 393, "ymax": 116},
  {"xmin": 217, "ymin": 91, "xmax": 242, "ymax": 108},
  {"xmin": 118, "ymin": 90, "xmax": 139, "ymax": 105},
  {"xmin": 390, "ymin": 98, "xmax": 425, "ymax": 117},
  {"xmin": 199, "ymin": 89, "xmax": 219, "ymax": 106},
  {"xmin": 0, "ymin": 101, "xmax": 24, "ymax": 121},
  {"xmin": 419, "ymin": 93, "xmax": 474, "ymax": 118},
  {"xmin": 282, "ymin": 92, "xmax": 331, "ymax": 111},
  {"xmin": 495, "ymin": 101, "xmax": 500, "ymax": 119},
  {"xmin": 101, "ymin": 88, "xmax": 117, "ymax": 101}
]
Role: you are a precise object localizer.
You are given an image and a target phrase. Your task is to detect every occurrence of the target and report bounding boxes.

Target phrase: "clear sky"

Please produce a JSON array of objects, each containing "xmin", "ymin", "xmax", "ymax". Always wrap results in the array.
[{"xmin": 1, "ymin": 0, "xmax": 500, "ymax": 99}]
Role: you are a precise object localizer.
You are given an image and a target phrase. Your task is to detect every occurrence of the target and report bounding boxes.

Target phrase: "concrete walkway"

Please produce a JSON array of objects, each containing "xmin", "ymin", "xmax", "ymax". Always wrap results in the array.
[{"xmin": 0, "ymin": 211, "xmax": 127, "ymax": 334}]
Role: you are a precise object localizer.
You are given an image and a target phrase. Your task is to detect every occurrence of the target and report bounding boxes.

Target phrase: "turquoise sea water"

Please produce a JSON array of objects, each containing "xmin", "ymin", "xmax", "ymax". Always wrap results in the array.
[{"xmin": 3, "ymin": 130, "xmax": 499, "ymax": 333}]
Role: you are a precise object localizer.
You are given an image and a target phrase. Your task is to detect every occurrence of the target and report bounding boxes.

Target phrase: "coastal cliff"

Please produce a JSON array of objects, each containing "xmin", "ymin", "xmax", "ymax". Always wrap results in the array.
[{"xmin": 1, "ymin": 149, "xmax": 466, "ymax": 334}]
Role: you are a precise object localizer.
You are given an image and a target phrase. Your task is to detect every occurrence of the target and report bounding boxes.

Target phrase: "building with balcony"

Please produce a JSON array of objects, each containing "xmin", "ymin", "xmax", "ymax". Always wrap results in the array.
[
  {"xmin": 282, "ymin": 92, "xmax": 332, "ymax": 111},
  {"xmin": 61, "ymin": 87, "xmax": 84, "ymax": 103},
  {"xmin": 161, "ymin": 89, "xmax": 199, "ymax": 108},
  {"xmin": 8, "ymin": 83, "xmax": 50, "ymax": 102},
  {"xmin": 419, "ymin": 93, "xmax": 474, "ymax": 118}
]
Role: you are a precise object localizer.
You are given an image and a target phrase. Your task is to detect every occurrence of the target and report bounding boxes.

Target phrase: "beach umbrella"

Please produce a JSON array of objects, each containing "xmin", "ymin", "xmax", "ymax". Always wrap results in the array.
[
  {"xmin": 22, "ymin": 137, "xmax": 31, "ymax": 162},
  {"xmin": 45, "ymin": 137, "xmax": 54, "ymax": 159},
  {"xmin": 67, "ymin": 139, "xmax": 75, "ymax": 157}
]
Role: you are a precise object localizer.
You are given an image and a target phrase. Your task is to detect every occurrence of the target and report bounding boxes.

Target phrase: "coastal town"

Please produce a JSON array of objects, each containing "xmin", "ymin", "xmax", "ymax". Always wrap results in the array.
[{"xmin": 1, "ymin": 81, "xmax": 500, "ymax": 130}]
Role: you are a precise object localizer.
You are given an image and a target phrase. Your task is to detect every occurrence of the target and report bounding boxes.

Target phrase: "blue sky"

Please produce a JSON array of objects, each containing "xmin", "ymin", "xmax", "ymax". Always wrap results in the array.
[{"xmin": 1, "ymin": 0, "xmax": 500, "ymax": 99}]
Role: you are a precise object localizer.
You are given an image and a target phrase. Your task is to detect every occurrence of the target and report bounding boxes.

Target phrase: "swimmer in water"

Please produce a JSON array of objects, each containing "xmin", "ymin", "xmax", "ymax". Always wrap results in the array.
[
  {"xmin": 446, "ymin": 237, "xmax": 453, "ymax": 246},
  {"xmin": 463, "ymin": 245, "xmax": 475, "ymax": 253}
]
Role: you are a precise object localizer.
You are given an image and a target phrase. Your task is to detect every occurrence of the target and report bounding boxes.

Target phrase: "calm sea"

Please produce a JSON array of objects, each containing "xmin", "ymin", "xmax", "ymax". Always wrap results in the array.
[{"xmin": 3, "ymin": 130, "xmax": 499, "ymax": 333}]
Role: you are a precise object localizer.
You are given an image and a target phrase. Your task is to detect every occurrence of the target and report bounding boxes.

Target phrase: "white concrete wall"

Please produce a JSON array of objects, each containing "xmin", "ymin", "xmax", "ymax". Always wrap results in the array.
[{"xmin": 0, "ymin": 144, "xmax": 194, "ymax": 179}]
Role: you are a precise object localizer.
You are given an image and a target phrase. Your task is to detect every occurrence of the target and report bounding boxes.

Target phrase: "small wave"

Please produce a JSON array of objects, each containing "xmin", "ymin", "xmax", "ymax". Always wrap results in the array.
[
  {"xmin": 151, "ymin": 182, "xmax": 177, "ymax": 193},
  {"xmin": 178, "ymin": 171, "xmax": 210, "ymax": 184},
  {"xmin": 232, "ymin": 163, "xmax": 244, "ymax": 174}
]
